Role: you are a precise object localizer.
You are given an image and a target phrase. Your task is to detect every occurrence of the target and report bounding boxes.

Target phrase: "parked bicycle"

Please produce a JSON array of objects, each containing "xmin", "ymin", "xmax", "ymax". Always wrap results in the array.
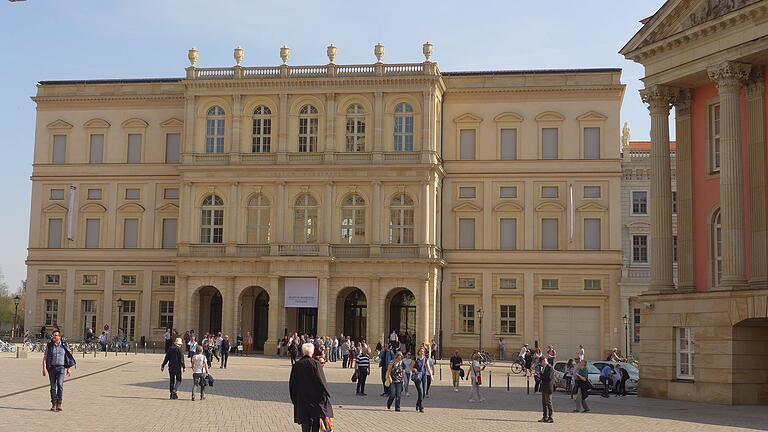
[
  {"xmin": 0, "ymin": 339, "xmax": 17, "ymax": 352},
  {"xmin": 510, "ymin": 354, "xmax": 528, "ymax": 375},
  {"xmin": 474, "ymin": 350, "xmax": 495, "ymax": 366}
]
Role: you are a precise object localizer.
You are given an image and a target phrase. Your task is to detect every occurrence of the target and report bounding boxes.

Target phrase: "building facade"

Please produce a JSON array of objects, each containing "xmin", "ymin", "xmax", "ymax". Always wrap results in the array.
[
  {"xmin": 622, "ymin": 0, "xmax": 768, "ymax": 404},
  {"xmin": 25, "ymin": 44, "xmax": 625, "ymax": 359}
]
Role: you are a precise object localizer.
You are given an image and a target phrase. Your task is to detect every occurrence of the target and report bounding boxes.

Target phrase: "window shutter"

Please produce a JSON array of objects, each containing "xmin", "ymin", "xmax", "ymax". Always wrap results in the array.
[
  {"xmin": 542, "ymin": 128, "xmax": 558, "ymax": 159},
  {"xmin": 500, "ymin": 218, "xmax": 517, "ymax": 250},
  {"xmin": 127, "ymin": 134, "xmax": 142, "ymax": 163},
  {"xmin": 86, "ymin": 219, "xmax": 100, "ymax": 248},
  {"xmin": 89, "ymin": 134, "xmax": 104, "ymax": 163},
  {"xmin": 162, "ymin": 219, "xmax": 177, "ymax": 249},
  {"xmin": 500, "ymin": 128, "xmax": 517, "ymax": 160},
  {"xmin": 165, "ymin": 133, "xmax": 180, "ymax": 164},
  {"xmin": 458, "ymin": 218, "xmax": 475, "ymax": 249},
  {"xmin": 123, "ymin": 219, "xmax": 138, "ymax": 248},
  {"xmin": 584, "ymin": 218, "xmax": 601, "ymax": 250},
  {"xmin": 52, "ymin": 135, "xmax": 67, "ymax": 164},
  {"xmin": 542, "ymin": 218, "xmax": 558, "ymax": 250},
  {"xmin": 459, "ymin": 130, "xmax": 476, "ymax": 160},
  {"xmin": 584, "ymin": 127, "xmax": 600, "ymax": 159},
  {"xmin": 48, "ymin": 219, "xmax": 63, "ymax": 248}
]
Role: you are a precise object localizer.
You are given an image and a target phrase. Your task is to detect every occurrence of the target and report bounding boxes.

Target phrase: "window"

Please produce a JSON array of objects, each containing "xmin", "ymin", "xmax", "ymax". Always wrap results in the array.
[
  {"xmin": 298, "ymin": 104, "xmax": 318, "ymax": 152},
  {"xmin": 458, "ymin": 218, "xmax": 475, "ymax": 249},
  {"xmin": 340, "ymin": 194, "xmax": 365, "ymax": 244},
  {"xmin": 123, "ymin": 218, "xmax": 138, "ymax": 248},
  {"xmin": 632, "ymin": 235, "xmax": 648, "ymax": 263},
  {"xmin": 633, "ymin": 308, "xmax": 641, "ymax": 343},
  {"xmin": 458, "ymin": 278, "xmax": 476, "ymax": 289},
  {"xmin": 584, "ymin": 218, "xmax": 601, "ymax": 250},
  {"xmin": 247, "ymin": 195, "xmax": 271, "ymax": 244},
  {"xmin": 541, "ymin": 278, "xmax": 559, "ymax": 290},
  {"xmin": 542, "ymin": 218, "xmax": 559, "ymax": 250},
  {"xmin": 159, "ymin": 301, "xmax": 174, "ymax": 329},
  {"xmin": 458, "ymin": 187, "xmax": 476, "ymax": 199},
  {"xmin": 50, "ymin": 189, "xmax": 65, "ymax": 200},
  {"xmin": 165, "ymin": 133, "xmax": 180, "ymax": 163},
  {"xmin": 632, "ymin": 191, "xmax": 648, "ymax": 215},
  {"xmin": 162, "ymin": 219, "xmax": 177, "ymax": 249},
  {"xmin": 499, "ymin": 278, "xmax": 517, "ymax": 289},
  {"xmin": 44, "ymin": 299, "xmax": 58, "ymax": 326},
  {"xmin": 389, "ymin": 193, "xmax": 414, "ymax": 244},
  {"xmin": 52, "ymin": 135, "xmax": 67, "ymax": 164},
  {"xmin": 206, "ymin": 106, "xmax": 225, "ymax": 153},
  {"xmin": 89, "ymin": 134, "xmax": 104, "ymax": 163},
  {"xmin": 676, "ymin": 327, "xmax": 694, "ymax": 379},
  {"xmin": 293, "ymin": 193, "xmax": 318, "ymax": 243},
  {"xmin": 160, "ymin": 275, "xmax": 176, "ymax": 286},
  {"xmin": 45, "ymin": 274, "xmax": 60, "ymax": 285},
  {"xmin": 85, "ymin": 219, "xmax": 100, "ymax": 248},
  {"xmin": 252, "ymin": 105, "xmax": 272, "ymax": 153},
  {"xmin": 710, "ymin": 103, "xmax": 720, "ymax": 173},
  {"xmin": 541, "ymin": 128, "xmax": 558, "ymax": 159},
  {"xmin": 541, "ymin": 186, "xmax": 559, "ymax": 198},
  {"xmin": 499, "ymin": 186, "xmax": 517, "ymax": 198},
  {"xmin": 127, "ymin": 134, "xmax": 142, "ymax": 163},
  {"xmin": 125, "ymin": 188, "xmax": 140, "ymax": 200},
  {"xmin": 583, "ymin": 279, "xmax": 601, "ymax": 290},
  {"xmin": 459, "ymin": 129, "xmax": 476, "ymax": 160},
  {"xmin": 47, "ymin": 218, "xmax": 63, "ymax": 248},
  {"xmin": 459, "ymin": 304, "xmax": 475, "ymax": 333},
  {"xmin": 87, "ymin": 188, "xmax": 102, "ymax": 200},
  {"xmin": 672, "ymin": 191, "xmax": 677, "ymax": 214},
  {"xmin": 345, "ymin": 104, "xmax": 365, "ymax": 152},
  {"xmin": 82, "ymin": 274, "xmax": 98, "ymax": 285},
  {"xmin": 393, "ymin": 102, "xmax": 414, "ymax": 151},
  {"xmin": 200, "ymin": 194, "xmax": 224, "ymax": 244},
  {"xmin": 713, "ymin": 210, "xmax": 722, "ymax": 287},
  {"xmin": 583, "ymin": 186, "xmax": 601, "ymax": 198},
  {"xmin": 583, "ymin": 127, "xmax": 600, "ymax": 159},
  {"xmin": 500, "ymin": 305, "xmax": 517, "ymax": 334},
  {"xmin": 164, "ymin": 188, "xmax": 179, "ymax": 200},
  {"xmin": 121, "ymin": 275, "xmax": 137, "ymax": 286},
  {"xmin": 500, "ymin": 218, "xmax": 517, "ymax": 250},
  {"xmin": 673, "ymin": 235, "xmax": 678, "ymax": 263},
  {"xmin": 500, "ymin": 128, "xmax": 517, "ymax": 160}
]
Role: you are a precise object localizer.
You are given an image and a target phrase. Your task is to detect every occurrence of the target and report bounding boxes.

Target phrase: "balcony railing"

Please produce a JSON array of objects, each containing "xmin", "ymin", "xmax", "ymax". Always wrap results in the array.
[
  {"xmin": 192, "ymin": 153, "xmax": 229, "ymax": 165},
  {"xmin": 335, "ymin": 152, "xmax": 373, "ymax": 162},
  {"xmin": 187, "ymin": 151, "xmax": 429, "ymax": 166},
  {"xmin": 381, "ymin": 245, "xmax": 420, "ymax": 258},
  {"xmin": 186, "ymin": 62, "xmax": 438, "ymax": 80},
  {"xmin": 189, "ymin": 244, "xmax": 226, "ymax": 257},
  {"xmin": 383, "ymin": 151, "xmax": 420, "ymax": 162},
  {"xmin": 181, "ymin": 243, "xmax": 441, "ymax": 259},
  {"xmin": 330, "ymin": 244, "xmax": 370, "ymax": 258},
  {"xmin": 287, "ymin": 153, "xmax": 323, "ymax": 163},
  {"xmin": 240, "ymin": 153, "xmax": 276, "ymax": 164},
  {"xmin": 278, "ymin": 244, "xmax": 320, "ymax": 256},
  {"xmin": 237, "ymin": 245, "xmax": 270, "ymax": 257}
]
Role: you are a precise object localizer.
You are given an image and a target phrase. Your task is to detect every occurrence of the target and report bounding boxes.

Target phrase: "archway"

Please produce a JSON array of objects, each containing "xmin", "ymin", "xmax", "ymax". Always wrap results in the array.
[
  {"xmin": 340, "ymin": 288, "xmax": 367, "ymax": 343},
  {"xmin": 198, "ymin": 286, "xmax": 222, "ymax": 335},
  {"xmin": 239, "ymin": 286, "xmax": 270, "ymax": 352},
  {"xmin": 387, "ymin": 288, "xmax": 416, "ymax": 350},
  {"xmin": 732, "ymin": 318, "xmax": 768, "ymax": 404}
]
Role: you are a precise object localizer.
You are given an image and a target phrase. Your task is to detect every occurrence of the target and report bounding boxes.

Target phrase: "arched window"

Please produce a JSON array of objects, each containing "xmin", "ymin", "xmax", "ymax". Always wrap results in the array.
[
  {"xmin": 389, "ymin": 193, "xmax": 414, "ymax": 244},
  {"xmin": 205, "ymin": 106, "xmax": 225, "ymax": 153},
  {"xmin": 713, "ymin": 209, "xmax": 722, "ymax": 288},
  {"xmin": 298, "ymin": 105, "xmax": 318, "ymax": 152},
  {"xmin": 294, "ymin": 193, "xmax": 318, "ymax": 243},
  {"xmin": 341, "ymin": 194, "xmax": 366, "ymax": 244},
  {"xmin": 200, "ymin": 194, "xmax": 224, "ymax": 244},
  {"xmin": 246, "ymin": 194, "xmax": 271, "ymax": 244},
  {"xmin": 393, "ymin": 102, "xmax": 414, "ymax": 152},
  {"xmin": 345, "ymin": 104, "xmax": 366, "ymax": 152},
  {"xmin": 252, "ymin": 105, "xmax": 272, "ymax": 153}
]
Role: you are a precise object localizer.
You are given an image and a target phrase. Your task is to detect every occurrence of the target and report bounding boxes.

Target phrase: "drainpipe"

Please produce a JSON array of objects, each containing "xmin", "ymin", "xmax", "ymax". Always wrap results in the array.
[{"xmin": 438, "ymin": 92, "xmax": 445, "ymax": 359}]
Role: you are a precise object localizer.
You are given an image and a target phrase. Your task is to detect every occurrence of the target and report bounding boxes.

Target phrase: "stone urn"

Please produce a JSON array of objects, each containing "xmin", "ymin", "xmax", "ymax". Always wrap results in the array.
[
  {"xmin": 280, "ymin": 45, "xmax": 291, "ymax": 65},
  {"xmin": 327, "ymin": 44, "xmax": 337, "ymax": 64},
  {"xmin": 374, "ymin": 43, "xmax": 384, "ymax": 63},
  {"xmin": 188, "ymin": 48, "xmax": 198, "ymax": 67},
  {"xmin": 422, "ymin": 41, "xmax": 433, "ymax": 62},
  {"xmin": 234, "ymin": 46, "xmax": 244, "ymax": 66}
]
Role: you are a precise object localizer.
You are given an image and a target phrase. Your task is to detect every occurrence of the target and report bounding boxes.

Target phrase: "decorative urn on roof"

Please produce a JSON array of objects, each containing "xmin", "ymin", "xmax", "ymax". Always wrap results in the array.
[
  {"xmin": 280, "ymin": 45, "xmax": 291, "ymax": 65},
  {"xmin": 234, "ymin": 46, "xmax": 244, "ymax": 66},
  {"xmin": 374, "ymin": 43, "xmax": 384, "ymax": 63},
  {"xmin": 188, "ymin": 48, "xmax": 198, "ymax": 67},
  {"xmin": 327, "ymin": 44, "xmax": 337, "ymax": 64},
  {"xmin": 422, "ymin": 41, "xmax": 433, "ymax": 62}
]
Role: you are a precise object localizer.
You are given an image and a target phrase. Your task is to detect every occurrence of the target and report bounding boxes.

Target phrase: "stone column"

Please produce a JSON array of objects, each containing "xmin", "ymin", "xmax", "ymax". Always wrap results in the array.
[
  {"xmin": 231, "ymin": 279, "xmax": 240, "ymax": 341},
  {"xmin": 64, "ymin": 268, "xmax": 75, "ymax": 338},
  {"xmin": 746, "ymin": 71, "xmax": 767, "ymax": 289},
  {"xmin": 374, "ymin": 92, "xmax": 384, "ymax": 153},
  {"xmin": 278, "ymin": 93, "xmax": 289, "ymax": 158},
  {"xmin": 222, "ymin": 277, "xmax": 235, "ymax": 337},
  {"xmin": 227, "ymin": 182, "xmax": 239, "ymax": 245},
  {"xmin": 708, "ymin": 62, "xmax": 751, "ymax": 289},
  {"xmin": 324, "ymin": 182, "xmax": 335, "ymax": 244},
  {"xmin": 183, "ymin": 95, "xmax": 195, "ymax": 160},
  {"xmin": 266, "ymin": 276, "xmax": 281, "ymax": 351},
  {"xmin": 103, "ymin": 270, "xmax": 114, "ymax": 333},
  {"xmin": 174, "ymin": 275, "xmax": 188, "ymax": 334},
  {"xmin": 276, "ymin": 181, "xmax": 286, "ymax": 243},
  {"xmin": 674, "ymin": 90, "xmax": 695, "ymax": 291},
  {"xmin": 640, "ymin": 85, "xmax": 677, "ymax": 292},
  {"xmin": 231, "ymin": 94, "xmax": 242, "ymax": 156},
  {"xmin": 325, "ymin": 93, "xmax": 335, "ymax": 155},
  {"xmin": 317, "ymin": 277, "xmax": 329, "ymax": 336},
  {"xmin": 417, "ymin": 279, "xmax": 430, "ymax": 346},
  {"xmin": 141, "ymin": 269, "xmax": 152, "ymax": 341},
  {"xmin": 422, "ymin": 90, "xmax": 431, "ymax": 152},
  {"xmin": 420, "ymin": 180, "xmax": 430, "ymax": 244},
  {"xmin": 372, "ymin": 180, "xmax": 382, "ymax": 244},
  {"xmin": 368, "ymin": 277, "xmax": 381, "ymax": 344}
]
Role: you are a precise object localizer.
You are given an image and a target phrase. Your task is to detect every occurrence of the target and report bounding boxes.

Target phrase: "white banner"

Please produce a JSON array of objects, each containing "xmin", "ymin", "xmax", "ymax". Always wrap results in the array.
[
  {"xmin": 568, "ymin": 183, "xmax": 574, "ymax": 242},
  {"xmin": 67, "ymin": 185, "xmax": 77, "ymax": 240},
  {"xmin": 284, "ymin": 278, "xmax": 318, "ymax": 308}
]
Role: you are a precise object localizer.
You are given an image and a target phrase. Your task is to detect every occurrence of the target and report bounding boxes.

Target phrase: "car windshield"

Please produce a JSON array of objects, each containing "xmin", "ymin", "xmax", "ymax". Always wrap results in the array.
[
  {"xmin": 622, "ymin": 363, "xmax": 639, "ymax": 374},
  {"xmin": 586, "ymin": 364, "xmax": 600, "ymax": 374}
]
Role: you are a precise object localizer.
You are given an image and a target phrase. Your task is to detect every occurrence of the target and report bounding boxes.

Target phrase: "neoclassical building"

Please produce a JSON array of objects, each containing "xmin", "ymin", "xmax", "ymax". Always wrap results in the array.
[{"xmin": 25, "ymin": 43, "xmax": 625, "ymax": 358}]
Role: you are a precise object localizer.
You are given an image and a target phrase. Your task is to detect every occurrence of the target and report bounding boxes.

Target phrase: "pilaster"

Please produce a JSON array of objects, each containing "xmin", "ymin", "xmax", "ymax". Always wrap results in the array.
[
  {"xmin": 64, "ymin": 268, "xmax": 75, "ymax": 338},
  {"xmin": 746, "ymin": 70, "xmax": 767, "ymax": 289},
  {"xmin": 141, "ymin": 269, "xmax": 152, "ymax": 341},
  {"xmin": 674, "ymin": 89, "xmax": 695, "ymax": 291},
  {"xmin": 175, "ymin": 275, "xmax": 188, "ymax": 334},
  {"xmin": 374, "ymin": 91, "xmax": 384, "ymax": 156},
  {"xmin": 317, "ymin": 276, "xmax": 329, "ymax": 336}
]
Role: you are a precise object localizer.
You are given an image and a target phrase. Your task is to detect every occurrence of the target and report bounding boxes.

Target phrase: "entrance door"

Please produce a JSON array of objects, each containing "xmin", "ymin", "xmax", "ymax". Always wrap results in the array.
[
  {"xmin": 543, "ymin": 306, "xmax": 600, "ymax": 361},
  {"xmin": 82, "ymin": 300, "xmax": 97, "ymax": 339},
  {"xmin": 297, "ymin": 308, "xmax": 317, "ymax": 335},
  {"xmin": 253, "ymin": 291, "xmax": 269, "ymax": 351},
  {"xmin": 389, "ymin": 290, "xmax": 416, "ymax": 336},
  {"xmin": 343, "ymin": 289, "xmax": 367, "ymax": 342},
  {"xmin": 121, "ymin": 300, "xmax": 136, "ymax": 341},
  {"xmin": 210, "ymin": 291, "xmax": 222, "ymax": 334}
]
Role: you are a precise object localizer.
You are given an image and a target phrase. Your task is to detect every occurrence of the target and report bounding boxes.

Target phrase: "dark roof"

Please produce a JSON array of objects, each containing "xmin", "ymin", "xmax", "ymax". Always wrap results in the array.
[
  {"xmin": 442, "ymin": 68, "xmax": 621, "ymax": 76},
  {"xmin": 38, "ymin": 78, "xmax": 183, "ymax": 85}
]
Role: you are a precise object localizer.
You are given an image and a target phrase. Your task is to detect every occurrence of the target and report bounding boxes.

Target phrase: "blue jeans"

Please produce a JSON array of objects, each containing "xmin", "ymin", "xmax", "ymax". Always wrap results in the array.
[
  {"xmin": 387, "ymin": 382, "xmax": 402, "ymax": 410},
  {"xmin": 48, "ymin": 366, "xmax": 65, "ymax": 403},
  {"xmin": 404, "ymin": 372, "xmax": 411, "ymax": 393},
  {"xmin": 342, "ymin": 354, "xmax": 349, "ymax": 368},
  {"xmin": 414, "ymin": 378, "xmax": 425, "ymax": 410}
]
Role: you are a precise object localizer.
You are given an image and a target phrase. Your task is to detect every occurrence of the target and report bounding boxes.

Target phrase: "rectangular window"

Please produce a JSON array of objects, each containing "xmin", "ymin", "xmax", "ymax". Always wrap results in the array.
[
  {"xmin": 160, "ymin": 275, "xmax": 176, "ymax": 286},
  {"xmin": 82, "ymin": 274, "xmax": 98, "ymax": 285},
  {"xmin": 458, "ymin": 218, "xmax": 475, "ymax": 249},
  {"xmin": 499, "ymin": 186, "xmax": 517, "ymax": 198},
  {"xmin": 87, "ymin": 188, "xmax": 102, "ymax": 200},
  {"xmin": 584, "ymin": 218, "xmax": 601, "ymax": 250},
  {"xmin": 89, "ymin": 134, "xmax": 104, "ymax": 163},
  {"xmin": 672, "ymin": 191, "xmax": 677, "ymax": 214},
  {"xmin": 499, "ymin": 305, "xmax": 516, "ymax": 334},
  {"xmin": 541, "ymin": 128, "xmax": 558, "ymax": 159},
  {"xmin": 165, "ymin": 133, "xmax": 180, "ymax": 164},
  {"xmin": 52, "ymin": 135, "xmax": 67, "ymax": 164},
  {"xmin": 632, "ymin": 235, "xmax": 648, "ymax": 263},
  {"xmin": 583, "ymin": 127, "xmax": 600, "ymax": 159},
  {"xmin": 458, "ymin": 187, "xmax": 476, "ymax": 199},
  {"xmin": 162, "ymin": 218, "xmax": 177, "ymax": 249},
  {"xmin": 123, "ymin": 218, "xmax": 138, "ymax": 248},
  {"xmin": 121, "ymin": 275, "xmax": 137, "ymax": 286},
  {"xmin": 541, "ymin": 278, "xmax": 559, "ymax": 290},
  {"xmin": 458, "ymin": 278, "xmax": 476, "ymax": 289},
  {"xmin": 47, "ymin": 218, "xmax": 63, "ymax": 248},
  {"xmin": 164, "ymin": 188, "xmax": 179, "ymax": 200},
  {"xmin": 632, "ymin": 191, "xmax": 648, "ymax": 215},
  {"xmin": 159, "ymin": 301, "xmax": 174, "ymax": 329},
  {"xmin": 45, "ymin": 274, "xmax": 60, "ymax": 285},
  {"xmin": 85, "ymin": 218, "xmax": 100, "ymax": 248},
  {"xmin": 541, "ymin": 186, "xmax": 559, "ymax": 198},
  {"xmin": 127, "ymin": 134, "xmax": 142, "ymax": 163},
  {"xmin": 44, "ymin": 299, "xmax": 58, "ymax": 326},
  {"xmin": 710, "ymin": 103, "xmax": 720, "ymax": 172},
  {"xmin": 459, "ymin": 304, "xmax": 475, "ymax": 333},
  {"xmin": 125, "ymin": 188, "xmax": 140, "ymax": 200},
  {"xmin": 542, "ymin": 218, "xmax": 559, "ymax": 250},
  {"xmin": 673, "ymin": 235, "xmax": 678, "ymax": 263},
  {"xmin": 459, "ymin": 129, "xmax": 476, "ymax": 160},
  {"xmin": 633, "ymin": 308, "xmax": 641, "ymax": 343},
  {"xmin": 676, "ymin": 327, "xmax": 694, "ymax": 379},
  {"xmin": 499, "ymin": 278, "xmax": 517, "ymax": 289},
  {"xmin": 50, "ymin": 189, "xmax": 65, "ymax": 200},
  {"xmin": 500, "ymin": 128, "xmax": 517, "ymax": 160},
  {"xmin": 583, "ymin": 186, "xmax": 601, "ymax": 198},
  {"xmin": 500, "ymin": 218, "xmax": 517, "ymax": 250},
  {"xmin": 583, "ymin": 279, "xmax": 601, "ymax": 290}
]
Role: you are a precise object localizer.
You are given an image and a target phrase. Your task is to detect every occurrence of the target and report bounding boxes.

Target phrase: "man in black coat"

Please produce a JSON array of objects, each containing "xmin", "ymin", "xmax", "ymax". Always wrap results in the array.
[
  {"xmin": 161, "ymin": 337, "xmax": 185, "ymax": 399},
  {"xmin": 289, "ymin": 343, "xmax": 333, "ymax": 432},
  {"xmin": 538, "ymin": 357, "xmax": 555, "ymax": 423}
]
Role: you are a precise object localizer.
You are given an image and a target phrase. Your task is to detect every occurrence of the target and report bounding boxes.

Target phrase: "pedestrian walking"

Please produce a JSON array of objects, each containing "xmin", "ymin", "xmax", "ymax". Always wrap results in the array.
[
  {"xmin": 424, "ymin": 352, "xmax": 435, "ymax": 397},
  {"xmin": 577, "ymin": 344, "xmax": 585, "ymax": 362},
  {"xmin": 498, "ymin": 337, "xmax": 506, "ymax": 361},
  {"xmin": 386, "ymin": 353, "xmax": 405, "ymax": 411},
  {"xmin": 564, "ymin": 358, "xmax": 575, "ymax": 395},
  {"xmin": 191, "ymin": 346, "xmax": 208, "ymax": 401},
  {"xmin": 161, "ymin": 337, "xmax": 185, "ymax": 399},
  {"xmin": 538, "ymin": 357, "xmax": 555, "ymax": 423},
  {"xmin": 163, "ymin": 328, "xmax": 172, "ymax": 352},
  {"xmin": 244, "ymin": 332, "xmax": 253, "ymax": 355},
  {"xmin": 289, "ymin": 343, "xmax": 334, "ymax": 432},
  {"xmin": 340, "ymin": 337, "xmax": 350, "ymax": 368},
  {"xmin": 546, "ymin": 345, "xmax": 557, "ymax": 364},
  {"xmin": 617, "ymin": 364, "xmax": 630, "ymax": 396},
  {"xmin": 378, "ymin": 343, "xmax": 394, "ymax": 396},
  {"xmin": 449, "ymin": 350, "xmax": 463, "ymax": 391},
  {"xmin": 220, "ymin": 335, "xmax": 230, "ymax": 369},
  {"xmin": 468, "ymin": 352, "xmax": 486, "ymax": 403},
  {"xmin": 401, "ymin": 351, "xmax": 413, "ymax": 396},
  {"xmin": 573, "ymin": 360, "xmax": 591, "ymax": 413},
  {"xmin": 41, "ymin": 329, "xmax": 76, "ymax": 412},
  {"xmin": 355, "ymin": 347, "xmax": 370, "ymax": 395},
  {"xmin": 534, "ymin": 356, "xmax": 542, "ymax": 393},
  {"xmin": 411, "ymin": 347, "xmax": 428, "ymax": 413}
]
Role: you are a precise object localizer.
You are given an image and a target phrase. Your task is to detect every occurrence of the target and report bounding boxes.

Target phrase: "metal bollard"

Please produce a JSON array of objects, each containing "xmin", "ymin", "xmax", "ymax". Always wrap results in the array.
[
  {"xmin": 526, "ymin": 373, "xmax": 530, "ymax": 394},
  {"xmin": 439, "ymin": 364, "xmax": 442, "ymax": 381},
  {"xmin": 489, "ymin": 370, "xmax": 492, "ymax": 388},
  {"xmin": 507, "ymin": 373, "xmax": 510, "ymax": 391},
  {"xmin": 135, "ymin": 343, "xmax": 137, "ymax": 355},
  {"xmin": 93, "ymin": 350, "xmax": 96, "ymax": 358}
]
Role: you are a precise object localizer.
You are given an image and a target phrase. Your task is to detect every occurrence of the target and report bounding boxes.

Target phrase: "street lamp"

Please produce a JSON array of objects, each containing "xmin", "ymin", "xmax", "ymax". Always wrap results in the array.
[
  {"xmin": 117, "ymin": 298, "xmax": 123, "ymax": 334},
  {"xmin": 622, "ymin": 314, "xmax": 629, "ymax": 359},
  {"xmin": 12, "ymin": 295, "xmax": 21, "ymax": 338},
  {"xmin": 477, "ymin": 308, "xmax": 484, "ymax": 353}
]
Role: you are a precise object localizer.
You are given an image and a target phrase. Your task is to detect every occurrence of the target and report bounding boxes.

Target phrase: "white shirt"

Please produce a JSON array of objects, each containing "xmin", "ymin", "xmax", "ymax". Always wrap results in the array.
[
  {"xmin": 578, "ymin": 348, "xmax": 585, "ymax": 361},
  {"xmin": 425, "ymin": 357, "xmax": 435, "ymax": 376},
  {"xmin": 164, "ymin": 331, "xmax": 171, "ymax": 340},
  {"xmin": 519, "ymin": 346, "xmax": 528, "ymax": 358},
  {"xmin": 191, "ymin": 354, "xmax": 207, "ymax": 373},
  {"xmin": 215, "ymin": 337, "xmax": 223, "ymax": 348}
]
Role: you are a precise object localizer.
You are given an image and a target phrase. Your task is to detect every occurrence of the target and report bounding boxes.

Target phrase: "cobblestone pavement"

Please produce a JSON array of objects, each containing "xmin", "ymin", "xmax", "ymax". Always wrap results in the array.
[{"xmin": 2, "ymin": 352, "xmax": 766, "ymax": 431}]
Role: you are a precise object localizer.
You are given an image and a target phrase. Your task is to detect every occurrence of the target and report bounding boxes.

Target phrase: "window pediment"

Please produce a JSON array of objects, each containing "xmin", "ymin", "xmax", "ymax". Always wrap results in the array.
[
  {"xmin": 576, "ymin": 111, "xmax": 608, "ymax": 122},
  {"xmin": 121, "ymin": 118, "xmax": 149, "ymax": 129},
  {"xmin": 535, "ymin": 201, "xmax": 565, "ymax": 212},
  {"xmin": 118, "ymin": 203, "xmax": 145, "ymax": 213},
  {"xmin": 493, "ymin": 202, "xmax": 524, "ymax": 212},
  {"xmin": 83, "ymin": 118, "xmax": 111, "ymax": 128},
  {"xmin": 453, "ymin": 113, "xmax": 483, "ymax": 124},
  {"xmin": 577, "ymin": 202, "xmax": 608, "ymax": 212},
  {"xmin": 79, "ymin": 203, "xmax": 107, "ymax": 213},
  {"xmin": 452, "ymin": 202, "xmax": 482, "ymax": 212},
  {"xmin": 535, "ymin": 111, "xmax": 565, "ymax": 122},
  {"xmin": 626, "ymin": 220, "xmax": 651, "ymax": 234},
  {"xmin": 43, "ymin": 203, "xmax": 68, "ymax": 213},
  {"xmin": 157, "ymin": 202, "xmax": 180, "ymax": 213},
  {"xmin": 46, "ymin": 119, "xmax": 73, "ymax": 130},
  {"xmin": 160, "ymin": 118, "xmax": 184, "ymax": 128},
  {"xmin": 494, "ymin": 112, "xmax": 524, "ymax": 123}
]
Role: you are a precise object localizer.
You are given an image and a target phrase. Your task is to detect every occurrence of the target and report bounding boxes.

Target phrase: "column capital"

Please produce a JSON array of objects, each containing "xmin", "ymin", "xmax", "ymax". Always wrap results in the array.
[
  {"xmin": 745, "ymin": 69, "xmax": 765, "ymax": 98},
  {"xmin": 640, "ymin": 85, "xmax": 678, "ymax": 114},
  {"xmin": 673, "ymin": 88, "xmax": 693, "ymax": 117},
  {"xmin": 707, "ymin": 61, "xmax": 751, "ymax": 92}
]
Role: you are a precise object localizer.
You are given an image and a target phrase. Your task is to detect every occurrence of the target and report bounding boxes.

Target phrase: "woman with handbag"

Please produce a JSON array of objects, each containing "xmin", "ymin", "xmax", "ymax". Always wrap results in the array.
[
  {"xmin": 411, "ymin": 347, "xmax": 428, "ymax": 413},
  {"xmin": 191, "ymin": 345, "xmax": 208, "ymax": 401},
  {"xmin": 355, "ymin": 347, "xmax": 370, "ymax": 395},
  {"xmin": 468, "ymin": 352, "xmax": 486, "ymax": 403}
]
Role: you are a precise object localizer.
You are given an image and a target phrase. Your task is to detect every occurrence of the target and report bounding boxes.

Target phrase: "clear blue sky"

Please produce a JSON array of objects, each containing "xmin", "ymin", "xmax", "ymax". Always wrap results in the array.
[{"xmin": 0, "ymin": 0, "xmax": 667, "ymax": 291}]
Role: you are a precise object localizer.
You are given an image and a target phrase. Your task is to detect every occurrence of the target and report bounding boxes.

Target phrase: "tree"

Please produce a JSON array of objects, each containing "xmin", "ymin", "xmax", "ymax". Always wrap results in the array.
[{"xmin": 0, "ymin": 271, "xmax": 24, "ymax": 335}]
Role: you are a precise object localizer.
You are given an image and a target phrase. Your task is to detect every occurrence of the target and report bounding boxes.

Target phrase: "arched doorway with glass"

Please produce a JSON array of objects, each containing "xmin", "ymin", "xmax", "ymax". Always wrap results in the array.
[
  {"xmin": 336, "ymin": 288, "xmax": 367, "ymax": 343},
  {"xmin": 197, "ymin": 286, "xmax": 222, "ymax": 335},
  {"xmin": 239, "ymin": 286, "xmax": 270, "ymax": 352},
  {"xmin": 387, "ymin": 288, "xmax": 416, "ymax": 350}
]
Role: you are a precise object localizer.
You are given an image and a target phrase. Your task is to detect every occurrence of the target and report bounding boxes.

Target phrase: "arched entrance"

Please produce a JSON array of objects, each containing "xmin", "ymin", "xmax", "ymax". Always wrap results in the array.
[
  {"xmin": 341, "ymin": 288, "xmax": 367, "ymax": 342},
  {"xmin": 239, "ymin": 286, "xmax": 270, "ymax": 352},
  {"xmin": 198, "ymin": 286, "xmax": 222, "ymax": 334},
  {"xmin": 388, "ymin": 288, "xmax": 416, "ymax": 341},
  {"xmin": 732, "ymin": 318, "xmax": 768, "ymax": 404}
]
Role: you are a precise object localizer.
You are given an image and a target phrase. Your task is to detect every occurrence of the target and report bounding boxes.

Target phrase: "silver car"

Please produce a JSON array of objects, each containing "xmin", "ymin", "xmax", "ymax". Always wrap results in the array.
[
  {"xmin": 552, "ymin": 361, "xmax": 605, "ymax": 393},
  {"xmin": 592, "ymin": 361, "xmax": 640, "ymax": 394}
]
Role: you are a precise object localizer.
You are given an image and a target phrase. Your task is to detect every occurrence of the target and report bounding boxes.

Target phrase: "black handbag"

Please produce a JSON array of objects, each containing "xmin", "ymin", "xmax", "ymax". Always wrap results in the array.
[
  {"xmin": 206, "ymin": 374, "xmax": 214, "ymax": 387},
  {"xmin": 351, "ymin": 370, "xmax": 359, "ymax": 382}
]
